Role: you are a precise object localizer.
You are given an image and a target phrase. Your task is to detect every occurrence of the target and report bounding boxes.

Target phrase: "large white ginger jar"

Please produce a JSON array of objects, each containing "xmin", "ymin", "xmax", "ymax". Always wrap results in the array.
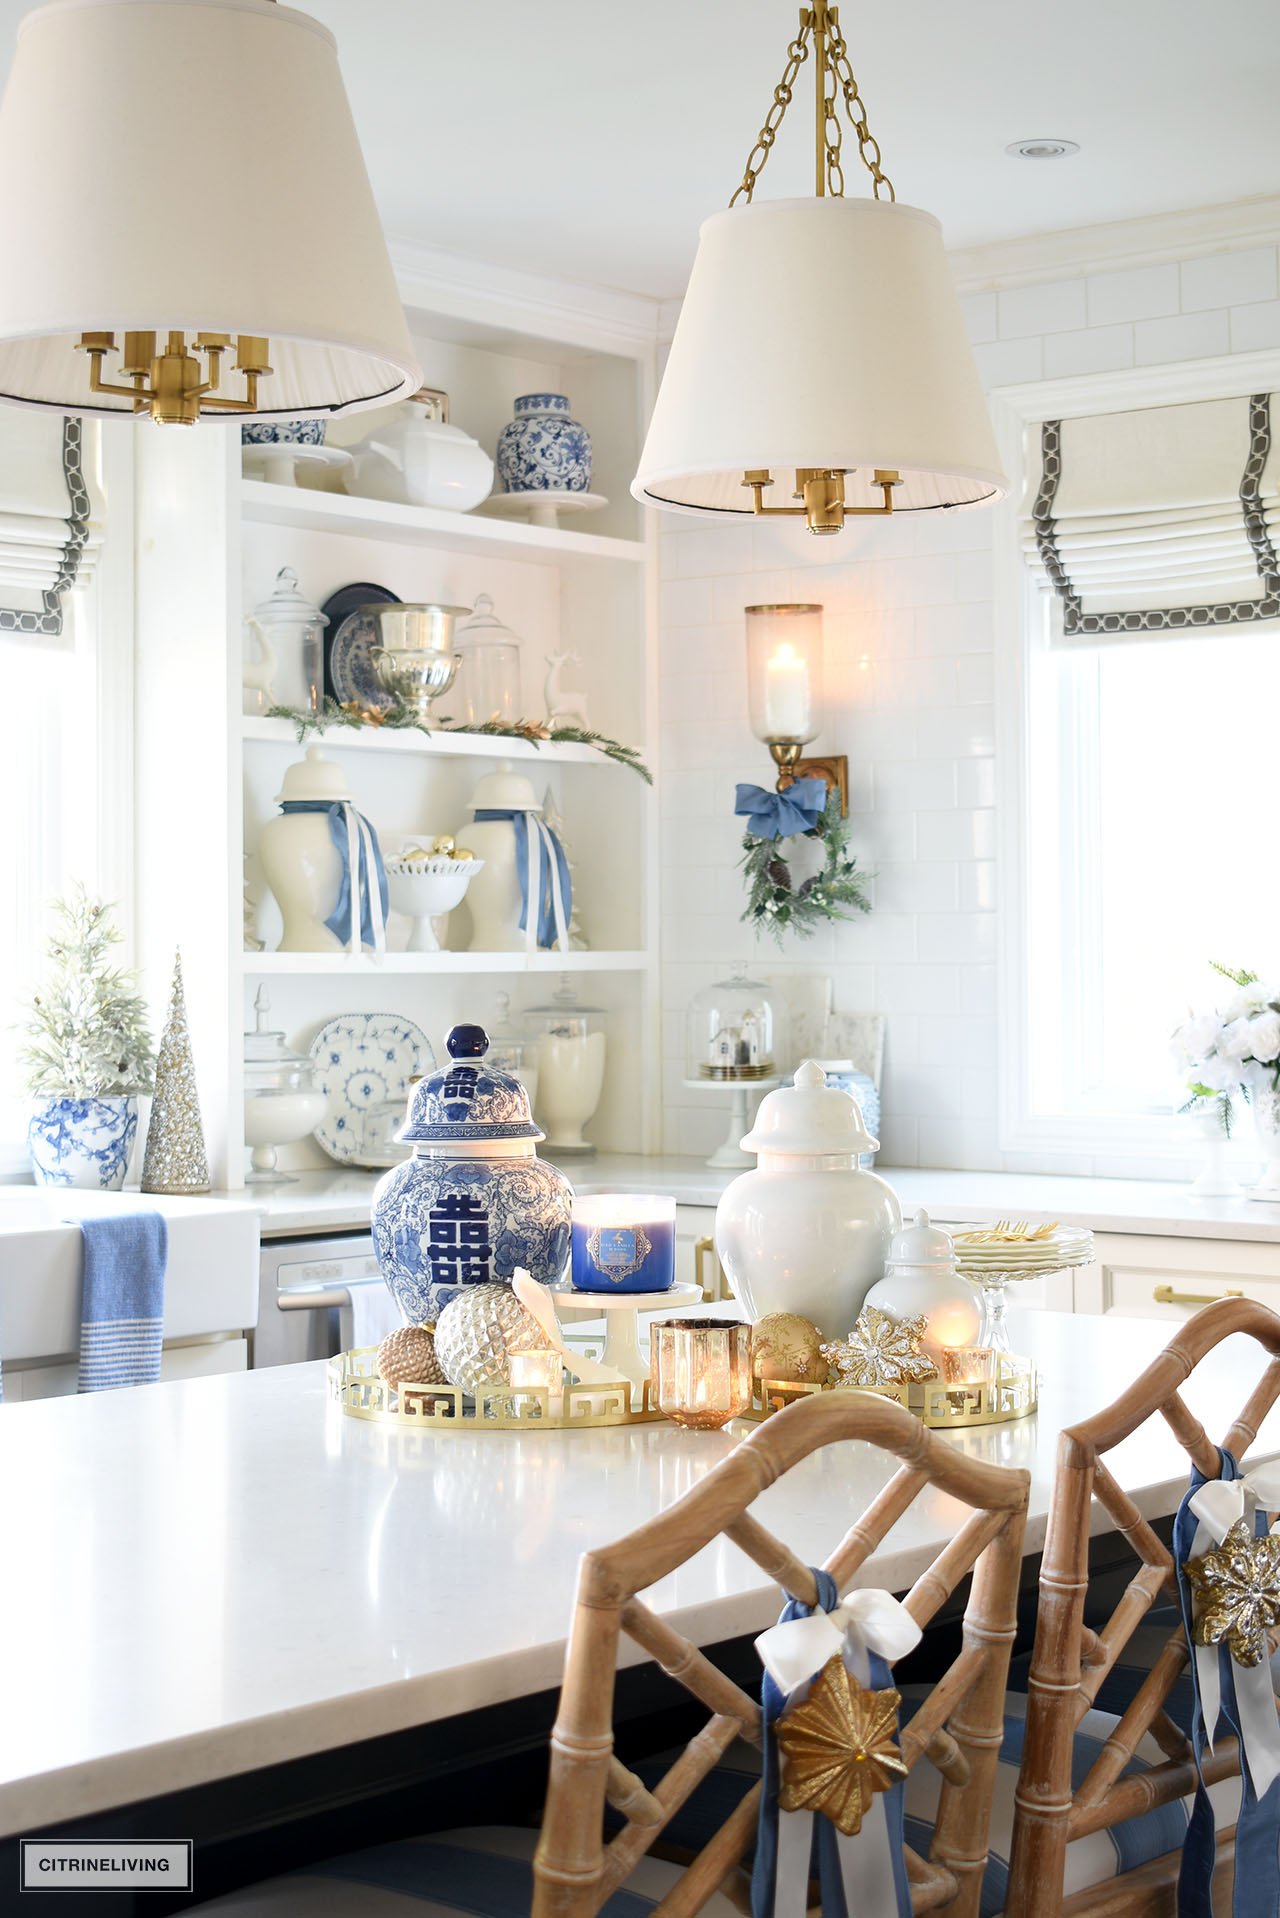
[
  {"xmin": 714, "ymin": 1059, "xmax": 901, "ymax": 1340},
  {"xmin": 258, "ymin": 747, "xmax": 348, "ymax": 953},
  {"xmin": 863, "ymin": 1208, "xmax": 982, "ymax": 1367},
  {"xmin": 459, "ymin": 767, "xmax": 542, "ymax": 952}
]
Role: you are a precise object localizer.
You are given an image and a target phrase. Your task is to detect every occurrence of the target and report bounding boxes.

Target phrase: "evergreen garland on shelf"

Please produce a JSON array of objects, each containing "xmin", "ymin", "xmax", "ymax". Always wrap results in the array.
[
  {"xmin": 266, "ymin": 699, "xmax": 652, "ymax": 784},
  {"xmin": 740, "ymin": 788, "xmax": 872, "ymax": 943}
]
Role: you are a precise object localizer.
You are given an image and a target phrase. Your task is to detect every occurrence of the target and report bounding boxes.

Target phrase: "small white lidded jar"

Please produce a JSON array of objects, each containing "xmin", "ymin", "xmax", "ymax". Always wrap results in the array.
[{"xmin": 864, "ymin": 1209, "xmax": 983, "ymax": 1367}]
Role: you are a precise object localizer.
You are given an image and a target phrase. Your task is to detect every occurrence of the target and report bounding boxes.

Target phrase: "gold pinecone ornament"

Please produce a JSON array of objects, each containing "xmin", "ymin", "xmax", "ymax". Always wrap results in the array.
[
  {"xmin": 141, "ymin": 951, "xmax": 210, "ymax": 1194},
  {"xmin": 377, "ymin": 1323, "xmax": 446, "ymax": 1392}
]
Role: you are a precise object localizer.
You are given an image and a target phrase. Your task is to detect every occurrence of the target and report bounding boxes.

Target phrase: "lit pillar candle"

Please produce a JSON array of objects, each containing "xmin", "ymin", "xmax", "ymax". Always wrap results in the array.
[
  {"xmin": 571, "ymin": 1194, "xmax": 676, "ymax": 1294},
  {"xmin": 763, "ymin": 640, "xmax": 812, "ymax": 739}
]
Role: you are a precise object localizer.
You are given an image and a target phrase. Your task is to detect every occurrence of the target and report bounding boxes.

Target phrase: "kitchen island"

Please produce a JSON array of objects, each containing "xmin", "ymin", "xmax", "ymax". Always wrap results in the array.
[{"xmin": 3, "ymin": 1307, "xmax": 1279, "ymax": 1874}]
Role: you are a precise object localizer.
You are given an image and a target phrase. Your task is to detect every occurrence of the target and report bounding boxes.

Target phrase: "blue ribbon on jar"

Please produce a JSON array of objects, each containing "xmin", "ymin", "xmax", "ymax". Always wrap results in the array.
[
  {"xmin": 280, "ymin": 802, "xmax": 388, "ymax": 953},
  {"xmin": 735, "ymin": 776, "xmax": 827, "ymax": 842},
  {"xmin": 473, "ymin": 809, "xmax": 572, "ymax": 951}
]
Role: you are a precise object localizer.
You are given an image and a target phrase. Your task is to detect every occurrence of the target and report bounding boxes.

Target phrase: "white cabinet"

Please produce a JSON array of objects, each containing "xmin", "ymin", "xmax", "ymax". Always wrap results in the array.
[{"xmin": 1074, "ymin": 1232, "xmax": 1280, "ymax": 1320}]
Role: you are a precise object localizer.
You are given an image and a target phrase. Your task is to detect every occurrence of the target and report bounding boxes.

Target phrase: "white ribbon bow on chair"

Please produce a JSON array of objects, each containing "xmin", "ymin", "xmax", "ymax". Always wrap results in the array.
[
  {"xmin": 1186, "ymin": 1460, "xmax": 1280, "ymax": 1797},
  {"xmin": 755, "ymin": 1589, "xmax": 922, "ymax": 1918}
]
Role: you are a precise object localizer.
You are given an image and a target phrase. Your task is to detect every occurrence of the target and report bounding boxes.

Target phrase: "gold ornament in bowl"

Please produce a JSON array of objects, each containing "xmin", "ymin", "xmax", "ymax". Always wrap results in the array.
[
  {"xmin": 750, "ymin": 1312, "xmax": 828, "ymax": 1385},
  {"xmin": 775, "ymin": 1655, "xmax": 908, "ymax": 1836},
  {"xmin": 1185, "ymin": 1517, "xmax": 1280, "ymax": 1667}
]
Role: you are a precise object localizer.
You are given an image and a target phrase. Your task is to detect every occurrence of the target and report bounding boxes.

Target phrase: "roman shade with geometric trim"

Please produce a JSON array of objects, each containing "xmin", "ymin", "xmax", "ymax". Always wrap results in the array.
[
  {"xmin": 1022, "ymin": 392, "xmax": 1279, "ymax": 640},
  {"xmin": 0, "ymin": 411, "xmax": 101, "ymax": 639}
]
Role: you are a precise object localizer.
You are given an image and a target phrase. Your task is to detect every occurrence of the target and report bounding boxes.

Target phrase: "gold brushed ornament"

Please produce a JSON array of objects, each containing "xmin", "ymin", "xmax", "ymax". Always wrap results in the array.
[
  {"xmin": 775, "ymin": 1654, "xmax": 908, "ymax": 1836},
  {"xmin": 1185, "ymin": 1517, "xmax": 1280, "ymax": 1668},
  {"xmin": 750, "ymin": 1312, "xmax": 829, "ymax": 1385}
]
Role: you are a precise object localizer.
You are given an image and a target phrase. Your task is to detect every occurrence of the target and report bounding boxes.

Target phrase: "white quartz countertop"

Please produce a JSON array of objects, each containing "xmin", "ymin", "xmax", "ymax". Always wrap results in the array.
[
  {"xmin": 229, "ymin": 1158, "xmax": 1280, "ymax": 1243},
  {"xmin": 4, "ymin": 1309, "xmax": 1279, "ymax": 1835}
]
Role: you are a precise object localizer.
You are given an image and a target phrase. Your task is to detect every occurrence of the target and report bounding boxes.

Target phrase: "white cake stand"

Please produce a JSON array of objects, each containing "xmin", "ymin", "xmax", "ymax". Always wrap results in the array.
[
  {"xmin": 681, "ymin": 1075, "xmax": 780, "ymax": 1169},
  {"xmin": 552, "ymin": 1281, "xmax": 703, "ymax": 1388},
  {"xmin": 482, "ymin": 489, "xmax": 609, "ymax": 531}
]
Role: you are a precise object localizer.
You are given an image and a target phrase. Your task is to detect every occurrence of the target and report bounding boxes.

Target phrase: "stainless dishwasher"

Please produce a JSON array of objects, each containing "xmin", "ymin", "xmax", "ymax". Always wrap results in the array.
[{"xmin": 255, "ymin": 1230, "xmax": 384, "ymax": 1368}]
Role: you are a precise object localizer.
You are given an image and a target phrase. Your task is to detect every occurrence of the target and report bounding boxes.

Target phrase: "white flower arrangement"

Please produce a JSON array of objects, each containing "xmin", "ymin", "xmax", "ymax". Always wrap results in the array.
[{"xmin": 1171, "ymin": 964, "xmax": 1280, "ymax": 1135}]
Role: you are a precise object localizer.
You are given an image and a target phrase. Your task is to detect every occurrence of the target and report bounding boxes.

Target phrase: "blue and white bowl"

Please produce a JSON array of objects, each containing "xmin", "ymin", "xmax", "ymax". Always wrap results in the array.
[
  {"xmin": 241, "ymin": 419, "xmax": 327, "ymax": 447},
  {"xmin": 495, "ymin": 393, "xmax": 592, "ymax": 494},
  {"xmin": 371, "ymin": 1024, "xmax": 572, "ymax": 1324},
  {"xmin": 28, "ymin": 1095, "xmax": 138, "ymax": 1190}
]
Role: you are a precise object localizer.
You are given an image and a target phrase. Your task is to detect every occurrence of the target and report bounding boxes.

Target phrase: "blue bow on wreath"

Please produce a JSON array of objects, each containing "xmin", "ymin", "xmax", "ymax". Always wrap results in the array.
[{"xmin": 735, "ymin": 776, "xmax": 827, "ymax": 842}]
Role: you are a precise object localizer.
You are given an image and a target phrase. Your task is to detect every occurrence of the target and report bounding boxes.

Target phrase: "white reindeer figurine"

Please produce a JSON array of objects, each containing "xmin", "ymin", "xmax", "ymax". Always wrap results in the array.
[
  {"xmin": 242, "ymin": 617, "xmax": 278, "ymax": 713},
  {"xmin": 543, "ymin": 649, "xmax": 589, "ymax": 728}
]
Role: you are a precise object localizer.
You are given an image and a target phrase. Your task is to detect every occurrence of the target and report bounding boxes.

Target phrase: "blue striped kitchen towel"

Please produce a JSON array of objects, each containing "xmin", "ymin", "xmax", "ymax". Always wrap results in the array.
[{"xmin": 77, "ymin": 1211, "xmax": 168, "ymax": 1392}]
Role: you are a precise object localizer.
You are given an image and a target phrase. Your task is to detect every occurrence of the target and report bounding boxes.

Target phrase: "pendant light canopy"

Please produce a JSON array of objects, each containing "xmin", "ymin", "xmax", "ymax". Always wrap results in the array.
[
  {"xmin": 0, "ymin": 0, "xmax": 420, "ymax": 426},
  {"xmin": 632, "ymin": 3, "xmax": 1006, "ymax": 535}
]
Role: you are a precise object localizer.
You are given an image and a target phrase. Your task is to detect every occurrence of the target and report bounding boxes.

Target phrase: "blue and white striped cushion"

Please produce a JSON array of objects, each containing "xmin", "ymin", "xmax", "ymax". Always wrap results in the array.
[{"xmin": 197, "ymin": 1826, "xmax": 745, "ymax": 1916}]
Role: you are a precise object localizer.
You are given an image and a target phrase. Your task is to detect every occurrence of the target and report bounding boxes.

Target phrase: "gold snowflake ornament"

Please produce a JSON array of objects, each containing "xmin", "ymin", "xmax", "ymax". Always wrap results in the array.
[
  {"xmin": 821, "ymin": 1307, "xmax": 938, "ymax": 1389},
  {"xmin": 1185, "ymin": 1518, "xmax": 1280, "ymax": 1668},
  {"xmin": 775, "ymin": 1655, "xmax": 908, "ymax": 1836}
]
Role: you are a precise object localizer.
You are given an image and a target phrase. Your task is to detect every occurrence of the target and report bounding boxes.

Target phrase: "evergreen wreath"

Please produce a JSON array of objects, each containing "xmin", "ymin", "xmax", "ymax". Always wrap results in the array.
[{"xmin": 740, "ymin": 787, "xmax": 872, "ymax": 943}]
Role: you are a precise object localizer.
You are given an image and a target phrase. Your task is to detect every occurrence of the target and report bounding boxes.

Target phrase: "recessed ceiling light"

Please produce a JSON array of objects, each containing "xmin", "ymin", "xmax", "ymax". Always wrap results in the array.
[{"xmin": 1006, "ymin": 138, "xmax": 1081, "ymax": 160}]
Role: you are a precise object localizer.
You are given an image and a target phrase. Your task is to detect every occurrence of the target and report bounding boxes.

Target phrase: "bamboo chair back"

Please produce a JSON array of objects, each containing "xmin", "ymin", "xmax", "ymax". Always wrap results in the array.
[
  {"xmin": 532, "ymin": 1388, "xmax": 1030, "ymax": 1918},
  {"xmin": 1006, "ymin": 1297, "xmax": 1280, "ymax": 1916}
]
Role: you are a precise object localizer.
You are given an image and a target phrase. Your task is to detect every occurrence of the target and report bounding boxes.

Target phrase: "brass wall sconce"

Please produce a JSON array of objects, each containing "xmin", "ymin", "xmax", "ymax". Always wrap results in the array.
[{"xmin": 745, "ymin": 603, "xmax": 848, "ymax": 815}]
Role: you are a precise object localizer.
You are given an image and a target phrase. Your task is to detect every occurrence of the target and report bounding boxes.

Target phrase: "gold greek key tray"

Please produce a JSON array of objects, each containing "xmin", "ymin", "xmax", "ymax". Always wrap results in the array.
[
  {"xmin": 327, "ymin": 1347, "xmax": 666, "ymax": 1432},
  {"xmin": 750, "ymin": 1356, "xmax": 1038, "ymax": 1430}
]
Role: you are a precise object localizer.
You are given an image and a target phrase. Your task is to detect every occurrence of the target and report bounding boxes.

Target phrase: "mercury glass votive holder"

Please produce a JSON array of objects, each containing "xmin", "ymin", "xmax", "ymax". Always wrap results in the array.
[{"xmin": 650, "ymin": 1317, "xmax": 753, "ymax": 1430}]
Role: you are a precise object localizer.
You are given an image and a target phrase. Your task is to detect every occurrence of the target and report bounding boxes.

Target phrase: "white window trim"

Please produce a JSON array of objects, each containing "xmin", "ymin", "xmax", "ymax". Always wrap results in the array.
[{"xmin": 990, "ymin": 348, "xmax": 1280, "ymax": 1164}]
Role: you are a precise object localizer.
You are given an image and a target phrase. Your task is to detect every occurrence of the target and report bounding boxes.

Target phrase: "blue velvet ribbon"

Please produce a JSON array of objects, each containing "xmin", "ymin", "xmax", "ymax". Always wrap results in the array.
[
  {"xmin": 751, "ymin": 1568, "xmax": 910, "ymax": 1918},
  {"xmin": 280, "ymin": 801, "xmax": 388, "ymax": 950},
  {"xmin": 473, "ymin": 810, "xmax": 572, "ymax": 949},
  {"xmin": 1174, "ymin": 1449, "xmax": 1280, "ymax": 1918},
  {"xmin": 735, "ymin": 776, "xmax": 827, "ymax": 841}
]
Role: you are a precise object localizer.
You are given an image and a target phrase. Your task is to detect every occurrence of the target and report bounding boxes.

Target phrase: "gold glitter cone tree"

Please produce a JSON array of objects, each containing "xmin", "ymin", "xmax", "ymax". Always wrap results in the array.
[{"xmin": 141, "ymin": 952, "xmax": 210, "ymax": 1195}]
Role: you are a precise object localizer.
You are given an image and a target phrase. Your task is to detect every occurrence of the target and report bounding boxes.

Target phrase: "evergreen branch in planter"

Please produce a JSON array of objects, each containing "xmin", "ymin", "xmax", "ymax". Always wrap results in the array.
[
  {"xmin": 266, "ymin": 700, "xmax": 652, "ymax": 784},
  {"xmin": 19, "ymin": 889, "xmax": 154, "ymax": 1099}
]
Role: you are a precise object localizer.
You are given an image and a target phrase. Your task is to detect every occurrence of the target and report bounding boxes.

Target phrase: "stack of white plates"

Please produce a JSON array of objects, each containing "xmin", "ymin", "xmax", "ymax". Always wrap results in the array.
[{"xmin": 949, "ymin": 1221, "xmax": 1095, "ymax": 1282}]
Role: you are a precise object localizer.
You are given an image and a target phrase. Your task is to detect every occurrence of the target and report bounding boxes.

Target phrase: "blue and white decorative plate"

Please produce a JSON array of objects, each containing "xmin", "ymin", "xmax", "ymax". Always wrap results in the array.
[
  {"xmin": 309, "ymin": 1013, "xmax": 435, "ymax": 1168},
  {"xmin": 320, "ymin": 582, "xmax": 400, "ymax": 708}
]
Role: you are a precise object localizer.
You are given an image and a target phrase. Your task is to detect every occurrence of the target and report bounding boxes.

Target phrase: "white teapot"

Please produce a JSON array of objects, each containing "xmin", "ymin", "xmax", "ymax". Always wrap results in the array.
[
  {"xmin": 714, "ymin": 1060, "xmax": 901, "ymax": 1340},
  {"xmin": 347, "ymin": 387, "xmax": 493, "ymax": 512}
]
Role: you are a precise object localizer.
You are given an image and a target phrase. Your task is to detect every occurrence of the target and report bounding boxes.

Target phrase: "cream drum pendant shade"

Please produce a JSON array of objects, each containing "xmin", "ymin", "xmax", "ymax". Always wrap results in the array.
[
  {"xmin": 632, "ymin": 196, "xmax": 1007, "ymax": 517},
  {"xmin": 0, "ymin": 0, "xmax": 420, "ymax": 420}
]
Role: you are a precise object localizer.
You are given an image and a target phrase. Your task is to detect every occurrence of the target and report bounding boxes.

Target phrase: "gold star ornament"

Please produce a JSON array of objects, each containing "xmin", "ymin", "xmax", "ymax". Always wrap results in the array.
[
  {"xmin": 774, "ymin": 1655, "xmax": 908, "ymax": 1836},
  {"xmin": 1185, "ymin": 1517, "xmax": 1280, "ymax": 1668},
  {"xmin": 821, "ymin": 1307, "xmax": 938, "ymax": 1390}
]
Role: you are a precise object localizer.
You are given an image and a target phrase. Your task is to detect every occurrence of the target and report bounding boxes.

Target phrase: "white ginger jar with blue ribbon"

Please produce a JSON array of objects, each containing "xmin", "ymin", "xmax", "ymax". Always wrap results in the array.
[
  {"xmin": 258, "ymin": 747, "xmax": 388, "ymax": 954},
  {"xmin": 496, "ymin": 392, "xmax": 592, "ymax": 494},
  {"xmin": 459, "ymin": 768, "xmax": 571, "ymax": 953},
  {"xmin": 371, "ymin": 1024, "xmax": 573, "ymax": 1324}
]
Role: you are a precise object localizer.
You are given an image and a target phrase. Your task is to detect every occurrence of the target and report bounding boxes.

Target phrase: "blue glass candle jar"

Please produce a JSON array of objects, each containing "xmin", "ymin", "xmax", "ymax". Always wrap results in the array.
[{"xmin": 570, "ymin": 1194, "xmax": 676, "ymax": 1294}]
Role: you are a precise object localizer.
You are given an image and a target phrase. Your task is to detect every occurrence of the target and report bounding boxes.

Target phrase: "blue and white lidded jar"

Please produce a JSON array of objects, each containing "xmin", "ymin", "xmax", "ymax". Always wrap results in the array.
[
  {"xmin": 371, "ymin": 1024, "xmax": 573, "ymax": 1325},
  {"xmin": 495, "ymin": 393, "xmax": 592, "ymax": 495}
]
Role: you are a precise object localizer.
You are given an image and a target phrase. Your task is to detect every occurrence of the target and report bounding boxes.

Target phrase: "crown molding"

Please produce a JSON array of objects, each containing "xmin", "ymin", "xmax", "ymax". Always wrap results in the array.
[
  {"xmin": 946, "ymin": 195, "xmax": 1280, "ymax": 294},
  {"xmin": 388, "ymin": 237, "xmax": 661, "ymax": 356}
]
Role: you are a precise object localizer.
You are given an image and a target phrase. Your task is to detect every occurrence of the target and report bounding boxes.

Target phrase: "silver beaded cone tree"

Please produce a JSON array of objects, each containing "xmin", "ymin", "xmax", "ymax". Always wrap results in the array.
[{"xmin": 141, "ymin": 951, "xmax": 210, "ymax": 1194}]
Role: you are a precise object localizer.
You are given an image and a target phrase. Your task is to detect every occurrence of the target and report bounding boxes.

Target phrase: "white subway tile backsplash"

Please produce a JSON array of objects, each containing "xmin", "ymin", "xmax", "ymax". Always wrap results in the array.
[
  {"xmin": 916, "ymin": 1116, "xmax": 1001, "ymax": 1171},
  {"xmin": 835, "ymin": 911, "xmax": 916, "ymax": 964},
  {"xmin": 958, "ymin": 860, "xmax": 997, "ymax": 911},
  {"xmin": 915, "ymin": 1013, "xmax": 997, "ymax": 1068},
  {"xmin": 956, "ymin": 758, "xmax": 996, "ymax": 809},
  {"xmin": 1086, "ymin": 262, "xmax": 1180, "ymax": 325},
  {"xmin": 916, "ymin": 913, "xmax": 997, "ymax": 964},
  {"xmin": 1043, "ymin": 322, "xmax": 1134, "ymax": 379},
  {"xmin": 960, "ymin": 290, "xmax": 998, "ymax": 345},
  {"xmin": 998, "ymin": 278, "xmax": 1087, "ymax": 340},
  {"xmin": 916, "ymin": 809, "xmax": 996, "ymax": 860},
  {"xmin": 1230, "ymin": 300, "xmax": 1280, "ymax": 352},
  {"xmin": 660, "ymin": 576, "xmax": 714, "ymax": 628},
  {"xmin": 915, "ymin": 705, "xmax": 996, "ymax": 759},
  {"xmin": 1181, "ymin": 246, "xmax": 1277, "ymax": 312},
  {"xmin": 872, "ymin": 758, "xmax": 958, "ymax": 811},
  {"xmin": 1134, "ymin": 308, "xmax": 1229, "ymax": 365},
  {"xmin": 875, "ymin": 965, "xmax": 962, "ymax": 1013},
  {"xmin": 972, "ymin": 335, "xmax": 1044, "ymax": 388},
  {"xmin": 874, "ymin": 862, "xmax": 960, "ymax": 913},
  {"xmin": 914, "ymin": 601, "xmax": 991, "ymax": 655},
  {"xmin": 673, "ymin": 525, "xmax": 755, "ymax": 579},
  {"xmin": 955, "ymin": 653, "xmax": 995, "ymax": 705},
  {"xmin": 876, "ymin": 1116, "xmax": 918, "ymax": 1165}
]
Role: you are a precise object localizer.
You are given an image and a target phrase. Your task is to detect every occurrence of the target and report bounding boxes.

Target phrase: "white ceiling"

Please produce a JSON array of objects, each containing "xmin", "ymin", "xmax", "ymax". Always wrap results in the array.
[{"xmin": 5, "ymin": 1, "xmax": 1278, "ymax": 301}]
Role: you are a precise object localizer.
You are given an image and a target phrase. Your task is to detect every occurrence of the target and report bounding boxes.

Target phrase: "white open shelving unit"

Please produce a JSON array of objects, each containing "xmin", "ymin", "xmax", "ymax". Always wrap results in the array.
[{"xmin": 132, "ymin": 275, "xmax": 661, "ymax": 1187}]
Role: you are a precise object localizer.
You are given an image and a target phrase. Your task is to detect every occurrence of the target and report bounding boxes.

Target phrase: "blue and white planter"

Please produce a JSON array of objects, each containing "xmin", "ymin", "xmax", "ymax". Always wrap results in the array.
[
  {"xmin": 495, "ymin": 393, "xmax": 592, "ymax": 494},
  {"xmin": 28, "ymin": 1095, "xmax": 139, "ymax": 1190},
  {"xmin": 371, "ymin": 1024, "xmax": 572, "ymax": 1324},
  {"xmin": 241, "ymin": 419, "xmax": 327, "ymax": 447}
]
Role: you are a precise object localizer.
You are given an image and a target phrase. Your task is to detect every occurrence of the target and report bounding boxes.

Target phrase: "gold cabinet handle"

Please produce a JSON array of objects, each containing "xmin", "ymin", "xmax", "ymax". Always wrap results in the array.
[
  {"xmin": 1152, "ymin": 1283, "xmax": 1244, "ymax": 1307},
  {"xmin": 694, "ymin": 1235, "xmax": 718, "ymax": 1300}
]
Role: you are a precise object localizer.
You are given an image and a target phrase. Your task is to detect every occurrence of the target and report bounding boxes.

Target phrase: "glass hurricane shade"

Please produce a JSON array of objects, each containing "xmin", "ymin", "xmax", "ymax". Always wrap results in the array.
[
  {"xmin": 0, "ymin": 0, "xmax": 420, "ymax": 421},
  {"xmin": 632, "ymin": 197, "xmax": 1007, "ymax": 518},
  {"xmin": 745, "ymin": 604, "xmax": 823, "ymax": 744}
]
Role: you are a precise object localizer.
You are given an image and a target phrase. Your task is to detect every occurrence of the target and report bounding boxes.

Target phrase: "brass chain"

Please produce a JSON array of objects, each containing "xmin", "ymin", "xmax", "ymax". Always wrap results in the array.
[
  {"xmin": 728, "ymin": 7, "xmax": 895, "ymax": 207},
  {"xmin": 730, "ymin": 18, "xmax": 812, "ymax": 206},
  {"xmin": 825, "ymin": 9, "xmax": 895, "ymax": 200}
]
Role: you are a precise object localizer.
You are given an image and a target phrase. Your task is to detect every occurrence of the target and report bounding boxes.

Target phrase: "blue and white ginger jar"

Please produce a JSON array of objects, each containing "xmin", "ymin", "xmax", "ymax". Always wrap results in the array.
[
  {"xmin": 28, "ymin": 1094, "xmax": 139, "ymax": 1189},
  {"xmin": 496, "ymin": 393, "xmax": 592, "ymax": 494},
  {"xmin": 371, "ymin": 1024, "xmax": 572, "ymax": 1324}
]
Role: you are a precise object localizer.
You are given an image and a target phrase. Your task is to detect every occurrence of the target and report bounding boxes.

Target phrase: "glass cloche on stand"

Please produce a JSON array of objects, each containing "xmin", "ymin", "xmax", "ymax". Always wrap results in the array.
[
  {"xmin": 454, "ymin": 593, "xmax": 523, "ymax": 727},
  {"xmin": 523, "ymin": 977, "xmax": 606, "ymax": 1157},
  {"xmin": 242, "ymin": 987, "xmax": 328, "ymax": 1184},
  {"xmin": 683, "ymin": 963, "xmax": 784, "ymax": 1169}
]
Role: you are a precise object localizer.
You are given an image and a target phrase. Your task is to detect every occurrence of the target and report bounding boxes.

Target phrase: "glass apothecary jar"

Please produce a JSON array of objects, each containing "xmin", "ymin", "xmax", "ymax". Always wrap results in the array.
[
  {"xmin": 242, "ymin": 987, "xmax": 327, "ymax": 1184},
  {"xmin": 454, "ymin": 592, "xmax": 523, "ymax": 726},
  {"xmin": 687, "ymin": 962, "xmax": 781, "ymax": 1081},
  {"xmin": 523, "ymin": 976, "xmax": 606, "ymax": 1157},
  {"xmin": 486, "ymin": 990, "xmax": 539, "ymax": 1113},
  {"xmin": 244, "ymin": 566, "xmax": 327, "ymax": 716}
]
